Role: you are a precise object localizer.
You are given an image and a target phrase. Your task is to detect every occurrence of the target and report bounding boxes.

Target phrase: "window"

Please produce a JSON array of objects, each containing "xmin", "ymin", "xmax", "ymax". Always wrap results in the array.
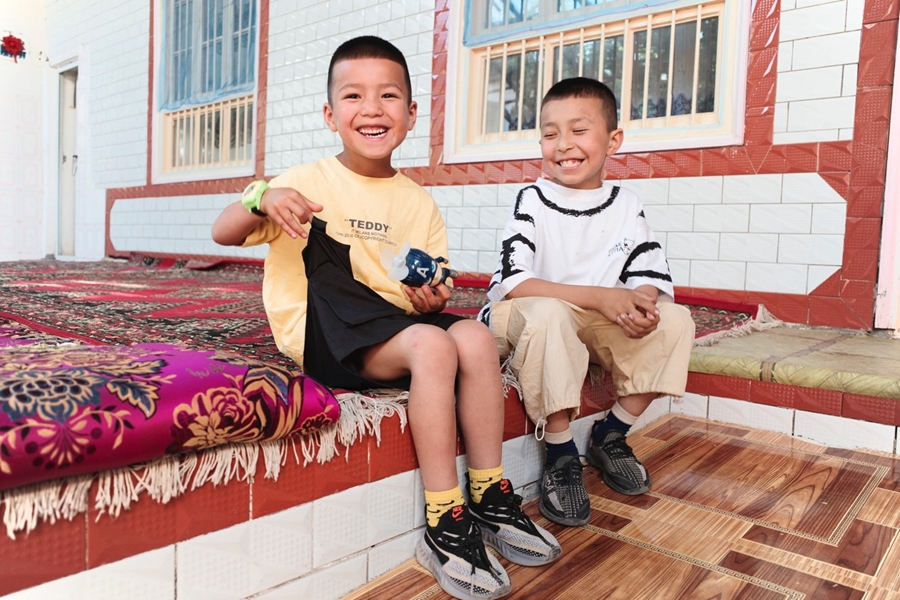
[
  {"xmin": 156, "ymin": 0, "xmax": 257, "ymax": 178},
  {"xmin": 446, "ymin": 0, "xmax": 747, "ymax": 162}
]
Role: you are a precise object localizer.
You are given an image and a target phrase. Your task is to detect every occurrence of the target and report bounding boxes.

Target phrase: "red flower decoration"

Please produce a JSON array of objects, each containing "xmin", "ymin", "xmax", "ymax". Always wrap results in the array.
[{"xmin": 2, "ymin": 35, "xmax": 24, "ymax": 63}]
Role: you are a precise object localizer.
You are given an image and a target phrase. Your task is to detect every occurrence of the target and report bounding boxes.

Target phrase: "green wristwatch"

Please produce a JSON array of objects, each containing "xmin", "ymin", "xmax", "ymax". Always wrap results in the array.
[{"xmin": 241, "ymin": 180, "xmax": 269, "ymax": 217}]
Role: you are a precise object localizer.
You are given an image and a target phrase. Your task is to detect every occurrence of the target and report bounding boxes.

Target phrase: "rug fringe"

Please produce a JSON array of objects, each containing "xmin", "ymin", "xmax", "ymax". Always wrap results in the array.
[
  {"xmin": 1, "ymin": 475, "xmax": 93, "ymax": 540},
  {"xmin": 691, "ymin": 304, "xmax": 782, "ymax": 348},
  {"xmin": 0, "ymin": 392, "xmax": 412, "ymax": 538}
]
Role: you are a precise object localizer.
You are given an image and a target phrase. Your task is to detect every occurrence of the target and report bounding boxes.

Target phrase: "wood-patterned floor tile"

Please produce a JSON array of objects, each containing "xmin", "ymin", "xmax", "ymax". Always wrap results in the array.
[
  {"xmin": 643, "ymin": 430, "xmax": 883, "ymax": 543},
  {"xmin": 859, "ymin": 488, "xmax": 900, "ymax": 529},
  {"xmin": 743, "ymin": 520, "xmax": 895, "ymax": 575},
  {"xmin": 348, "ymin": 417, "xmax": 900, "ymax": 599},
  {"xmin": 720, "ymin": 551, "xmax": 865, "ymax": 599}
]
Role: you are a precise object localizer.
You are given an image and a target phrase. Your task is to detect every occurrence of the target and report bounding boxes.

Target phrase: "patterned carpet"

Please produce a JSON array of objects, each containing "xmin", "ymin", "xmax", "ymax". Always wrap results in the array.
[{"xmin": 0, "ymin": 259, "xmax": 763, "ymax": 369}]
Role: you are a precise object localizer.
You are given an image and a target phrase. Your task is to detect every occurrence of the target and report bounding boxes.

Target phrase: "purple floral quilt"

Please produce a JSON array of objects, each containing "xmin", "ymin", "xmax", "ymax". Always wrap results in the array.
[{"xmin": 0, "ymin": 330, "xmax": 339, "ymax": 491}]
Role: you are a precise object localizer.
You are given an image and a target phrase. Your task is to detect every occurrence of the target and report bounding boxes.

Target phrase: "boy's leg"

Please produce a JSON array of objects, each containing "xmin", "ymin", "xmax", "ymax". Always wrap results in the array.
[
  {"xmin": 583, "ymin": 302, "xmax": 695, "ymax": 495},
  {"xmin": 359, "ymin": 324, "xmax": 513, "ymax": 599},
  {"xmin": 447, "ymin": 319, "xmax": 562, "ymax": 566},
  {"xmin": 489, "ymin": 297, "xmax": 592, "ymax": 527}
]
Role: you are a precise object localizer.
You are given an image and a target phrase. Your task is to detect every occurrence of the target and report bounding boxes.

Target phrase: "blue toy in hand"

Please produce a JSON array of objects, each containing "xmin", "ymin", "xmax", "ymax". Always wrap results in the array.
[{"xmin": 381, "ymin": 243, "xmax": 459, "ymax": 287}]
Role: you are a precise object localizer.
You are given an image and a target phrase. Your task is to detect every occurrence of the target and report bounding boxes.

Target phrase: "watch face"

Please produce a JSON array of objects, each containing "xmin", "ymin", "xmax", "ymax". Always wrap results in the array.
[{"xmin": 243, "ymin": 181, "xmax": 260, "ymax": 200}]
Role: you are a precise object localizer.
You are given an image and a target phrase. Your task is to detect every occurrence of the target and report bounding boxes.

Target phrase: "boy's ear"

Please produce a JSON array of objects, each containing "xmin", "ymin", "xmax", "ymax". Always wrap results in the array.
[
  {"xmin": 407, "ymin": 99, "xmax": 418, "ymax": 131},
  {"xmin": 607, "ymin": 128, "xmax": 624, "ymax": 156},
  {"xmin": 323, "ymin": 103, "xmax": 338, "ymax": 132}
]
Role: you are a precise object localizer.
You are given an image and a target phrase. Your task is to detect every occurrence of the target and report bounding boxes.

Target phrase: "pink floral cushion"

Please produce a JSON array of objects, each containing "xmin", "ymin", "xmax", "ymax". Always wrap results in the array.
[{"xmin": 0, "ymin": 343, "xmax": 339, "ymax": 491}]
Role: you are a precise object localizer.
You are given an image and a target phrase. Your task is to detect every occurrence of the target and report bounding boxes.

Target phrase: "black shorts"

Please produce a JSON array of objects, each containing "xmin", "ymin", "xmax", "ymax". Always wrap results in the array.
[{"xmin": 302, "ymin": 217, "xmax": 464, "ymax": 391}]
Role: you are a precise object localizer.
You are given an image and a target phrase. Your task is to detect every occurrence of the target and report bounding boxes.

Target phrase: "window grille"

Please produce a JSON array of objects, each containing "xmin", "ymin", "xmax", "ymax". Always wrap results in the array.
[
  {"xmin": 159, "ymin": 0, "xmax": 256, "ymax": 174},
  {"xmin": 470, "ymin": 3, "xmax": 723, "ymax": 144},
  {"xmin": 162, "ymin": 95, "xmax": 254, "ymax": 172}
]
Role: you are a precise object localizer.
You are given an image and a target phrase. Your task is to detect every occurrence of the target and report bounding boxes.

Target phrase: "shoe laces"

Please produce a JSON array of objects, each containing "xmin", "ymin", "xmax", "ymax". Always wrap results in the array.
[
  {"xmin": 549, "ymin": 456, "xmax": 585, "ymax": 488},
  {"xmin": 602, "ymin": 435, "xmax": 636, "ymax": 461},
  {"xmin": 437, "ymin": 518, "xmax": 500, "ymax": 577}
]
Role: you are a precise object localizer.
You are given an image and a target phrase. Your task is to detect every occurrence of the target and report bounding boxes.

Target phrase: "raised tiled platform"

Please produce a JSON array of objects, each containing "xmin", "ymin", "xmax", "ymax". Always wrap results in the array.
[
  {"xmin": 688, "ymin": 325, "xmax": 900, "ymax": 429},
  {"xmin": 5, "ymin": 325, "xmax": 900, "ymax": 599}
]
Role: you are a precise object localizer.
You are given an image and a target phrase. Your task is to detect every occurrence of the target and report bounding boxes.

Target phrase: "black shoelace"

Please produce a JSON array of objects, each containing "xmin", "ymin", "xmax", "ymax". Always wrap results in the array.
[
  {"xmin": 602, "ymin": 436, "xmax": 636, "ymax": 461},
  {"xmin": 438, "ymin": 520, "xmax": 498, "ymax": 576}
]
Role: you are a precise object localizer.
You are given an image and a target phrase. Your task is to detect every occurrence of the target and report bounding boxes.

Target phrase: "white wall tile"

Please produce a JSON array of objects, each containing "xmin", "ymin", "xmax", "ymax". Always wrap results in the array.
[
  {"xmin": 722, "ymin": 174, "xmax": 783, "ymax": 204},
  {"xmin": 500, "ymin": 432, "xmax": 543, "ymax": 489},
  {"xmin": 670, "ymin": 393, "xmax": 708, "ymax": 419},
  {"xmin": 811, "ymin": 203, "xmax": 846, "ymax": 234},
  {"xmin": 367, "ymin": 531, "xmax": 420, "ymax": 581},
  {"xmin": 846, "ymin": 0, "xmax": 865, "ymax": 30},
  {"xmin": 776, "ymin": 66, "xmax": 843, "ymax": 102},
  {"xmin": 774, "ymin": 129, "xmax": 842, "ymax": 144},
  {"xmin": 666, "ymin": 233, "xmax": 720, "ymax": 260},
  {"xmin": 777, "ymin": 234, "xmax": 844, "ymax": 265},
  {"xmin": 778, "ymin": 41, "xmax": 794, "ymax": 72},
  {"xmin": 693, "ymin": 204, "xmax": 750, "ymax": 233},
  {"xmin": 780, "ymin": 2, "xmax": 851, "ymax": 41},
  {"xmin": 708, "ymin": 396, "xmax": 794, "ymax": 435},
  {"xmin": 632, "ymin": 396, "xmax": 672, "ymax": 432},
  {"xmin": 791, "ymin": 30, "xmax": 861, "ymax": 70},
  {"xmin": 782, "ymin": 173, "xmax": 845, "ymax": 204},
  {"xmin": 669, "ymin": 176, "xmax": 723, "ymax": 204},
  {"xmin": 719, "ymin": 233, "xmax": 779, "ymax": 263},
  {"xmin": 842, "ymin": 64, "xmax": 858, "ymax": 96},
  {"xmin": 785, "ymin": 96, "xmax": 856, "ymax": 132},
  {"xmin": 749, "ymin": 204, "xmax": 812, "ymax": 234},
  {"xmin": 366, "ymin": 471, "xmax": 417, "ymax": 548},
  {"xmin": 177, "ymin": 502, "xmax": 315, "ymax": 600},
  {"xmin": 645, "ymin": 205, "xmax": 693, "ymax": 232},
  {"xmin": 794, "ymin": 410, "xmax": 896, "ymax": 452},
  {"xmin": 255, "ymin": 554, "xmax": 368, "ymax": 600},
  {"xmin": 619, "ymin": 178, "xmax": 670, "ymax": 205},
  {"xmin": 689, "ymin": 260, "xmax": 747, "ymax": 290},
  {"xmin": 808, "ymin": 265, "xmax": 839, "ymax": 293},
  {"xmin": 313, "ymin": 486, "xmax": 370, "ymax": 568},
  {"xmin": 745, "ymin": 262, "xmax": 809, "ymax": 294},
  {"xmin": 668, "ymin": 259, "xmax": 690, "ymax": 287}
]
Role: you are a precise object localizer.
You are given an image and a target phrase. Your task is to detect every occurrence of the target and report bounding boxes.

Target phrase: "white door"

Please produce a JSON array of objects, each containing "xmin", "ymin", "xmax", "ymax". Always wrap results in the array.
[{"xmin": 58, "ymin": 67, "xmax": 78, "ymax": 257}]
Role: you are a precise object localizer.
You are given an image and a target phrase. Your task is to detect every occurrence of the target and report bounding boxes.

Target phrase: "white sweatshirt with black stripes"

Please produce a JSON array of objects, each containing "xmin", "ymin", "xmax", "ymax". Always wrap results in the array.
[{"xmin": 483, "ymin": 177, "xmax": 674, "ymax": 314}]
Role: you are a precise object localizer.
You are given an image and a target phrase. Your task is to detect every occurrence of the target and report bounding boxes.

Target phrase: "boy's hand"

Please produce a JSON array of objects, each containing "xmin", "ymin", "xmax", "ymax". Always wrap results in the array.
[
  {"xmin": 405, "ymin": 283, "xmax": 450, "ymax": 314},
  {"xmin": 259, "ymin": 188, "xmax": 323, "ymax": 239},
  {"xmin": 596, "ymin": 288, "xmax": 660, "ymax": 339}
]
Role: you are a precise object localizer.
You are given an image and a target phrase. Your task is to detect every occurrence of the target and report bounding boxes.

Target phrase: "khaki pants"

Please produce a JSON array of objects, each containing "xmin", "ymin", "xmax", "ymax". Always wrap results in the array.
[{"xmin": 489, "ymin": 297, "xmax": 695, "ymax": 424}]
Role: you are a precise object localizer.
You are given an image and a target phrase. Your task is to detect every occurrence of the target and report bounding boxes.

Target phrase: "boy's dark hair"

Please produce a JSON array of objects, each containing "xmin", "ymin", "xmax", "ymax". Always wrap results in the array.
[
  {"xmin": 327, "ymin": 35, "xmax": 412, "ymax": 106},
  {"xmin": 541, "ymin": 77, "xmax": 618, "ymax": 132}
]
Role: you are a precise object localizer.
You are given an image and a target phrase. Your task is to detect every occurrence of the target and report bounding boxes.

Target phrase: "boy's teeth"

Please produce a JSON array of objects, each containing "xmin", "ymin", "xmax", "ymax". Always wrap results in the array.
[
  {"xmin": 560, "ymin": 159, "xmax": 581, "ymax": 167},
  {"xmin": 360, "ymin": 128, "xmax": 387, "ymax": 136}
]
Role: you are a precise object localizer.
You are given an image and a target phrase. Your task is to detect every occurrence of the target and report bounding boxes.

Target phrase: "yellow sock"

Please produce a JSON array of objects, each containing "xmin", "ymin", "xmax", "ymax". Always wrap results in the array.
[
  {"xmin": 468, "ymin": 465, "xmax": 503, "ymax": 504},
  {"xmin": 424, "ymin": 486, "xmax": 465, "ymax": 528}
]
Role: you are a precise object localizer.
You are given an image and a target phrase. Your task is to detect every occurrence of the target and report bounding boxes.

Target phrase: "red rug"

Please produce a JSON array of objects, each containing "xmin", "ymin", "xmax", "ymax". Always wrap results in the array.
[{"xmin": 0, "ymin": 259, "xmax": 764, "ymax": 368}]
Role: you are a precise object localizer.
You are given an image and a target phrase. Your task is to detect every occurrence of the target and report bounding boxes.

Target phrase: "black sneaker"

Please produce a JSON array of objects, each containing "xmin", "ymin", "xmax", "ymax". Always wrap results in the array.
[
  {"xmin": 587, "ymin": 426, "xmax": 651, "ymax": 495},
  {"xmin": 416, "ymin": 504, "xmax": 511, "ymax": 600},
  {"xmin": 469, "ymin": 478, "xmax": 562, "ymax": 566},
  {"xmin": 539, "ymin": 454, "xmax": 591, "ymax": 527}
]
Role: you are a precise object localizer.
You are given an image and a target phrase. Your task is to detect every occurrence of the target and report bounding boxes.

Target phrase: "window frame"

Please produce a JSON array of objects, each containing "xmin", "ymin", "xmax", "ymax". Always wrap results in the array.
[
  {"xmin": 151, "ymin": 0, "xmax": 260, "ymax": 183},
  {"xmin": 445, "ymin": 0, "xmax": 750, "ymax": 164}
]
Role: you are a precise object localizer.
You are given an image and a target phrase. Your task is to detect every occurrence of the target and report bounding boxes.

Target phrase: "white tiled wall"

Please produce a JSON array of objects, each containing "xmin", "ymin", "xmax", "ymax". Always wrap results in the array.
[
  {"xmin": 0, "ymin": 3, "xmax": 47, "ymax": 261},
  {"xmin": 45, "ymin": 0, "xmax": 149, "ymax": 188},
  {"xmin": 109, "ymin": 194, "xmax": 267, "ymax": 259},
  {"xmin": 775, "ymin": 0, "xmax": 864, "ymax": 144},
  {"xmin": 265, "ymin": 0, "xmax": 435, "ymax": 174},
  {"xmin": 115, "ymin": 170, "xmax": 849, "ymax": 291}
]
